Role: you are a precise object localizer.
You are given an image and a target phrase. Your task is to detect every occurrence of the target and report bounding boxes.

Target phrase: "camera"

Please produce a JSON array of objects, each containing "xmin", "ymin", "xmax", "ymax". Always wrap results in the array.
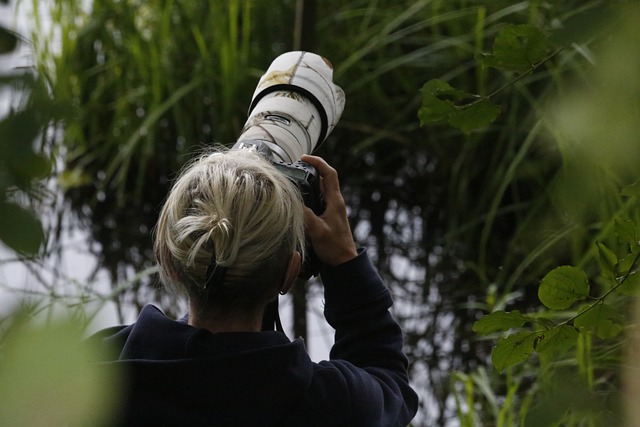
[
  {"xmin": 231, "ymin": 52, "xmax": 344, "ymax": 333},
  {"xmin": 232, "ymin": 51, "xmax": 345, "ymax": 218}
]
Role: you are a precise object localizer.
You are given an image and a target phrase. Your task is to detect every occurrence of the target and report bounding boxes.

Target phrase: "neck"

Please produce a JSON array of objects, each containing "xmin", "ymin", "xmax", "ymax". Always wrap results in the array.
[{"xmin": 188, "ymin": 302, "xmax": 263, "ymax": 333}]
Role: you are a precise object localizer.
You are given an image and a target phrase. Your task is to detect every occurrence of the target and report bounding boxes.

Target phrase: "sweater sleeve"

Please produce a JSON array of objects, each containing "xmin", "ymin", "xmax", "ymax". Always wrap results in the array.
[{"xmin": 319, "ymin": 249, "xmax": 419, "ymax": 426}]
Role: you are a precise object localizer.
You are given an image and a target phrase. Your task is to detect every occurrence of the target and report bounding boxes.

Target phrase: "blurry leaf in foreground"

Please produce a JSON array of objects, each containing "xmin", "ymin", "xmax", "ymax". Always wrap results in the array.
[
  {"xmin": 0, "ymin": 108, "xmax": 52, "ymax": 187},
  {"xmin": 625, "ymin": 298, "xmax": 640, "ymax": 425},
  {"xmin": 0, "ymin": 26, "xmax": 19, "ymax": 54},
  {"xmin": 0, "ymin": 72, "xmax": 57, "ymax": 255},
  {"xmin": 0, "ymin": 201, "xmax": 44, "ymax": 254},
  {"xmin": 621, "ymin": 182, "xmax": 640, "ymax": 199},
  {"xmin": 549, "ymin": 5, "xmax": 640, "ymax": 215},
  {"xmin": 0, "ymin": 312, "xmax": 122, "ymax": 426}
]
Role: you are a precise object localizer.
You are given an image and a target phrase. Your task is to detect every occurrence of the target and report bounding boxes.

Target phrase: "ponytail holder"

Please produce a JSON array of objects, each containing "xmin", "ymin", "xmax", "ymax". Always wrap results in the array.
[{"xmin": 204, "ymin": 249, "xmax": 228, "ymax": 290}]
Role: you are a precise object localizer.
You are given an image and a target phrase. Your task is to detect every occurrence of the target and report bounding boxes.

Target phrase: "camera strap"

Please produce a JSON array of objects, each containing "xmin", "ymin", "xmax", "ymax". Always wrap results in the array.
[{"xmin": 261, "ymin": 298, "xmax": 285, "ymax": 335}]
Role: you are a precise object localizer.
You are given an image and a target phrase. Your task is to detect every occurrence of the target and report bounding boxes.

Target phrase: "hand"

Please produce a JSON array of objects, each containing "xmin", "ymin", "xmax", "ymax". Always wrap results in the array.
[{"xmin": 301, "ymin": 155, "xmax": 358, "ymax": 266}]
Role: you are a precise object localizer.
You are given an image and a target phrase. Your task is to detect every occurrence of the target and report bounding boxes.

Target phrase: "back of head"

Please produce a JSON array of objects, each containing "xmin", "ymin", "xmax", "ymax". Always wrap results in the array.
[{"xmin": 154, "ymin": 148, "xmax": 305, "ymax": 317}]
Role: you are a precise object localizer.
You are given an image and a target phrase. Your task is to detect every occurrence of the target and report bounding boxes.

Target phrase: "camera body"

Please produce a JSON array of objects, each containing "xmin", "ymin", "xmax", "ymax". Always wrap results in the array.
[
  {"xmin": 272, "ymin": 160, "xmax": 324, "ymax": 215},
  {"xmin": 233, "ymin": 139, "xmax": 324, "ymax": 216},
  {"xmin": 232, "ymin": 51, "xmax": 345, "ymax": 276}
]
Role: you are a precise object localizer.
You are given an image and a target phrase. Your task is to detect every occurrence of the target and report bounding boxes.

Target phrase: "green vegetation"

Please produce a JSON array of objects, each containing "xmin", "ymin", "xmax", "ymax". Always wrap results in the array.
[
  {"xmin": 0, "ymin": 24, "xmax": 52, "ymax": 254},
  {"xmin": 1, "ymin": 0, "xmax": 639, "ymax": 425}
]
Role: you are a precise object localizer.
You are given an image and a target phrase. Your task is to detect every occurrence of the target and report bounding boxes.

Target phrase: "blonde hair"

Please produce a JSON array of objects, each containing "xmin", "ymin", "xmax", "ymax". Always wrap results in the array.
[{"xmin": 154, "ymin": 148, "xmax": 305, "ymax": 313}]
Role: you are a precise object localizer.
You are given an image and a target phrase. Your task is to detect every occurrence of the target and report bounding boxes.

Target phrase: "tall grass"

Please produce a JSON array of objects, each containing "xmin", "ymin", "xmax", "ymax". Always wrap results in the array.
[{"xmin": 27, "ymin": 0, "xmax": 276, "ymax": 321}]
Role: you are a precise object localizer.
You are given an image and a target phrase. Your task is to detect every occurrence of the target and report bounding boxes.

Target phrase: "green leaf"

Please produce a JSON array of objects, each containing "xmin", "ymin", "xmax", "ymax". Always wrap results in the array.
[
  {"xmin": 0, "ymin": 313, "xmax": 122, "ymax": 425},
  {"xmin": 596, "ymin": 241, "xmax": 617, "ymax": 278},
  {"xmin": 0, "ymin": 202, "xmax": 44, "ymax": 255},
  {"xmin": 449, "ymin": 100, "xmax": 501, "ymax": 133},
  {"xmin": 535, "ymin": 324, "xmax": 579, "ymax": 357},
  {"xmin": 491, "ymin": 331, "xmax": 537, "ymax": 373},
  {"xmin": 0, "ymin": 108, "xmax": 52, "ymax": 187},
  {"xmin": 418, "ymin": 79, "xmax": 459, "ymax": 123},
  {"xmin": 574, "ymin": 303, "xmax": 624, "ymax": 339},
  {"xmin": 538, "ymin": 266, "xmax": 590, "ymax": 310},
  {"xmin": 472, "ymin": 310, "xmax": 528, "ymax": 335},
  {"xmin": 482, "ymin": 24, "xmax": 549, "ymax": 73},
  {"xmin": 617, "ymin": 271, "xmax": 640, "ymax": 296},
  {"xmin": 418, "ymin": 79, "xmax": 500, "ymax": 132}
]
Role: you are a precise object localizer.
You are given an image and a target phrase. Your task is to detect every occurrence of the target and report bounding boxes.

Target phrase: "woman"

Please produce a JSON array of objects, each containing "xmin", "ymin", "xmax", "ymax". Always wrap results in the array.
[{"xmin": 92, "ymin": 148, "xmax": 418, "ymax": 426}]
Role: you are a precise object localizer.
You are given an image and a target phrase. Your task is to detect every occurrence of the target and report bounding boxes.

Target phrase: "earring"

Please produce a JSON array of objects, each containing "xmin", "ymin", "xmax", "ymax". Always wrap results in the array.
[{"xmin": 279, "ymin": 290, "xmax": 287, "ymax": 295}]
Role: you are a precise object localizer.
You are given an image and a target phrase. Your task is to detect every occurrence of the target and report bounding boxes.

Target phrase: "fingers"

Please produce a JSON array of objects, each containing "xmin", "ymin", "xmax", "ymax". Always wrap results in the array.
[
  {"xmin": 300, "ymin": 155, "xmax": 358, "ymax": 266},
  {"xmin": 301, "ymin": 154, "xmax": 346, "ymax": 218},
  {"xmin": 300, "ymin": 154, "xmax": 333, "ymax": 176},
  {"xmin": 300, "ymin": 155, "xmax": 341, "ymax": 198},
  {"xmin": 303, "ymin": 205, "xmax": 324, "ymax": 238}
]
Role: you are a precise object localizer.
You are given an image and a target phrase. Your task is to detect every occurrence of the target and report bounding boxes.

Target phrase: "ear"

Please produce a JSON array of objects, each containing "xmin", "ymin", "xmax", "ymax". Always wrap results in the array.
[{"xmin": 279, "ymin": 251, "xmax": 301, "ymax": 295}]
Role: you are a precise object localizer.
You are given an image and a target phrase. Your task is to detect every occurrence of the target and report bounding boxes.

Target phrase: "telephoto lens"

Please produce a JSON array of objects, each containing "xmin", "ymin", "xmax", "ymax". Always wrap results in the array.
[
  {"xmin": 233, "ymin": 51, "xmax": 345, "ymax": 162},
  {"xmin": 232, "ymin": 51, "xmax": 346, "ymax": 283}
]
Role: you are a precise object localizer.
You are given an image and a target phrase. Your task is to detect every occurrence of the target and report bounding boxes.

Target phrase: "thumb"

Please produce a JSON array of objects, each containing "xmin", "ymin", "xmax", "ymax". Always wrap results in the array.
[{"xmin": 303, "ymin": 206, "xmax": 325, "ymax": 239}]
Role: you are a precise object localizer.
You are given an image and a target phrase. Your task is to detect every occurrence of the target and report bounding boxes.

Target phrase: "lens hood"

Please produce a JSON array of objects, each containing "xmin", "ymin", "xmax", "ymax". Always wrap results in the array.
[{"xmin": 248, "ymin": 51, "xmax": 345, "ymax": 147}]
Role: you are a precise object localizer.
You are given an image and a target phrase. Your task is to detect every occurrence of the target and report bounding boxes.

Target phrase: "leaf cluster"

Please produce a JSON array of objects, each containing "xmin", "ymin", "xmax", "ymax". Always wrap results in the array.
[
  {"xmin": 472, "ymin": 188, "xmax": 640, "ymax": 424},
  {"xmin": 417, "ymin": 3, "xmax": 618, "ymax": 134},
  {"xmin": 436, "ymin": 1, "xmax": 640, "ymax": 425},
  {"xmin": 0, "ymin": 3, "xmax": 62, "ymax": 255},
  {"xmin": 418, "ymin": 21, "xmax": 562, "ymax": 133}
]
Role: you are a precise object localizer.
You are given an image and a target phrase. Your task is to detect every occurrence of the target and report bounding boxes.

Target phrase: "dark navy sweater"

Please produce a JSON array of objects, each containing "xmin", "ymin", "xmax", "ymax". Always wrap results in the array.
[{"xmin": 91, "ymin": 250, "xmax": 419, "ymax": 426}]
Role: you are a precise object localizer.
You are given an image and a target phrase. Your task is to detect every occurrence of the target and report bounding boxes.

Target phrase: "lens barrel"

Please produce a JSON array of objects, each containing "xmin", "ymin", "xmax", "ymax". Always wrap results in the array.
[{"xmin": 235, "ymin": 51, "xmax": 345, "ymax": 162}]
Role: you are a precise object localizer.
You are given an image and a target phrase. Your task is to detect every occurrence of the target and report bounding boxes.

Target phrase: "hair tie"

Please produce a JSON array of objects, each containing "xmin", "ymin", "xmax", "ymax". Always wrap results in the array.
[{"xmin": 204, "ymin": 249, "xmax": 228, "ymax": 290}]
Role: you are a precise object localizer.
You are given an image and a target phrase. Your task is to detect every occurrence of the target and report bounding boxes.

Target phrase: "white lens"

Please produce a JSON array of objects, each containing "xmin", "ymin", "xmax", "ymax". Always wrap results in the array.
[{"xmin": 238, "ymin": 51, "xmax": 345, "ymax": 162}]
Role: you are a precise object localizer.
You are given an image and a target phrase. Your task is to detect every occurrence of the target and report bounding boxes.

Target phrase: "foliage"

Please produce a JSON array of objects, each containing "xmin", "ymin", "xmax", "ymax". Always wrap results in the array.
[
  {"xmin": 0, "ymin": 304, "xmax": 122, "ymax": 426},
  {"xmin": 1, "ymin": 3, "xmax": 123, "ymax": 424},
  {"xmin": 0, "ymin": 10, "xmax": 55, "ymax": 255},
  {"xmin": 442, "ymin": 2, "xmax": 640, "ymax": 425},
  {"xmin": 418, "ymin": 22, "xmax": 552, "ymax": 133}
]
